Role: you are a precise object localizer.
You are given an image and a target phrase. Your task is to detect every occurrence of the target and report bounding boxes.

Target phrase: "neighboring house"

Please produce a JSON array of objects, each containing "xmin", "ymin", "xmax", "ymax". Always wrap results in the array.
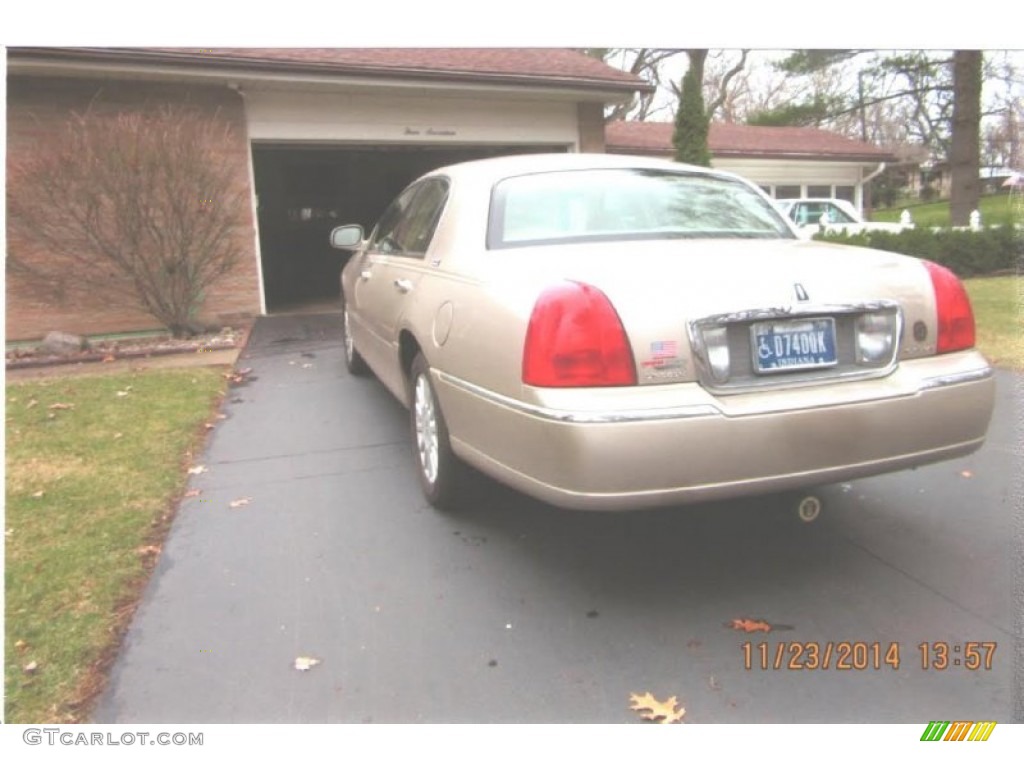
[
  {"xmin": 5, "ymin": 47, "xmax": 648, "ymax": 341},
  {"xmin": 605, "ymin": 120, "xmax": 895, "ymax": 215}
]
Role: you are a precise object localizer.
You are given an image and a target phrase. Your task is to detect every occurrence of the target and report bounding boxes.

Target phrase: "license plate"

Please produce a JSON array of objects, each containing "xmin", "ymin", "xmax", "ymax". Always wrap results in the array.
[{"xmin": 752, "ymin": 318, "xmax": 837, "ymax": 373}]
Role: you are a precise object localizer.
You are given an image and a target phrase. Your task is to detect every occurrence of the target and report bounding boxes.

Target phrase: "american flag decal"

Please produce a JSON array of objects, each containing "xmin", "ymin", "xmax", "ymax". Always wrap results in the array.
[{"xmin": 651, "ymin": 340, "xmax": 678, "ymax": 358}]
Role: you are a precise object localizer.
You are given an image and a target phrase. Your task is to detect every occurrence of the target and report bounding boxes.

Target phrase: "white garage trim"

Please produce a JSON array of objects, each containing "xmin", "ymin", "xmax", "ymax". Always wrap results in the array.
[{"xmin": 243, "ymin": 88, "xmax": 580, "ymax": 148}]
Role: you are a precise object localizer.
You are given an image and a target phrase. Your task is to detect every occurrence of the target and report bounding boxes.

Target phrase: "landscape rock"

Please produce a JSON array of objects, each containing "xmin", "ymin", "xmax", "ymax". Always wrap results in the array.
[{"xmin": 40, "ymin": 331, "xmax": 89, "ymax": 355}]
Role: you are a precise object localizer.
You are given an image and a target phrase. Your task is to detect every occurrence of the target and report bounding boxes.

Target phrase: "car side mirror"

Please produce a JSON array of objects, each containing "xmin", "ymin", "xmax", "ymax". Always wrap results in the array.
[{"xmin": 330, "ymin": 225, "xmax": 365, "ymax": 250}]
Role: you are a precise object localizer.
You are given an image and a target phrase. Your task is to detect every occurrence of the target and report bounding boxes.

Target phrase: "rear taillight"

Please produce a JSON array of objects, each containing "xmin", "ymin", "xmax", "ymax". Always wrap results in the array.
[
  {"xmin": 923, "ymin": 261, "xmax": 975, "ymax": 354},
  {"xmin": 522, "ymin": 281, "xmax": 636, "ymax": 387}
]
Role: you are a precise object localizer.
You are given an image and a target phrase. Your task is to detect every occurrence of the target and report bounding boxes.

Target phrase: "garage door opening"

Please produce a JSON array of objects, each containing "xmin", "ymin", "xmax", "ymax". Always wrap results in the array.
[{"xmin": 251, "ymin": 144, "xmax": 566, "ymax": 313}]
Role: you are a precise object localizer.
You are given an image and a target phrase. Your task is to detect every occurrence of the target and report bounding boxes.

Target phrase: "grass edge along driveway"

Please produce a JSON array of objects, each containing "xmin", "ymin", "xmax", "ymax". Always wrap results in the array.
[
  {"xmin": 5, "ymin": 366, "xmax": 228, "ymax": 723},
  {"xmin": 964, "ymin": 275, "xmax": 1023, "ymax": 371}
]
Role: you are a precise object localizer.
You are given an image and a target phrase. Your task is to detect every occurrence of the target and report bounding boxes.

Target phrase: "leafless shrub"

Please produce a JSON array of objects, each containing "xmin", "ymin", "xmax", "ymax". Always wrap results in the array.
[{"xmin": 7, "ymin": 103, "xmax": 248, "ymax": 337}]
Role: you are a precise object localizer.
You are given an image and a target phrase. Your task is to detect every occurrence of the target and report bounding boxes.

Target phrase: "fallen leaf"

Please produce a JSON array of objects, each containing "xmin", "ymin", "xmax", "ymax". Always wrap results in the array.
[
  {"xmin": 294, "ymin": 656, "xmax": 321, "ymax": 671},
  {"xmin": 187, "ymin": 465, "xmax": 208, "ymax": 475},
  {"xmin": 229, "ymin": 497, "xmax": 251, "ymax": 509},
  {"xmin": 5, "ymin": 528, "xmax": 14, "ymax": 538},
  {"xmin": 727, "ymin": 618, "xmax": 774, "ymax": 633},
  {"xmin": 102, "ymin": 355, "xmax": 116, "ymax": 363},
  {"xmin": 116, "ymin": 391, "xmax": 129, "ymax": 397},
  {"xmin": 204, "ymin": 422, "xmax": 215, "ymax": 430},
  {"xmin": 184, "ymin": 489, "xmax": 201, "ymax": 498},
  {"xmin": 14, "ymin": 640, "xmax": 27, "ymax": 651},
  {"xmin": 26, "ymin": 399, "xmax": 38, "ymax": 409},
  {"xmin": 215, "ymin": 413, "xmax": 227, "ymax": 420},
  {"xmin": 960, "ymin": 470, "xmax": 973, "ymax": 478},
  {"xmin": 31, "ymin": 490, "xmax": 45, "ymax": 498},
  {"xmin": 113, "ymin": 433, "xmax": 124, "ymax": 440},
  {"xmin": 48, "ymin": 402, "xmax": 74, "ymax": 410},
  {"xmin": 301, "ymin": 363, "xmax": 314, "ymax": 369},
  {"xmin": 629, "ymin": 692, "xmax": 685, "ymax": 724},
  {"xmin": 137, "ymin": 545, "xmax": 161, "ymax": 557},
  {"xmin": 23, "ymin": 661, "xmax": 39, "ymax": 674}
]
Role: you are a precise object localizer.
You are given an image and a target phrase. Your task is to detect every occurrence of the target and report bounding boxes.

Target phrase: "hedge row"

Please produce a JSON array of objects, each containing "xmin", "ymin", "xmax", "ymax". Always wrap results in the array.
[{"xmin": 814, "ymin": 226, "xmax": 1023, "ymax": 278}]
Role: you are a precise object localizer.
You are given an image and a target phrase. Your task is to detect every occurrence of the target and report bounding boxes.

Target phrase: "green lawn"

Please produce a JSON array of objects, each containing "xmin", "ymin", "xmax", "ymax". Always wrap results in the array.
[
  {"xmin": 872, "ymin": 193, "xmax": 1022, "ymax": 227},
  {"xmin": 5, "ymin": 367, "xmax": 227, "ymax": 723},
  {"xmin": 964, "ymin": 275, "xmax": 1023, "ymax": 370}
]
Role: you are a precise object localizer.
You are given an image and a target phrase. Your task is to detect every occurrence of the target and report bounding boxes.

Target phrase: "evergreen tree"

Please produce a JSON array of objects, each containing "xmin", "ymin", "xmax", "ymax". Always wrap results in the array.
[{"xmin": 673, "ymin": 52, "xmax": 711, "ymax": 166}]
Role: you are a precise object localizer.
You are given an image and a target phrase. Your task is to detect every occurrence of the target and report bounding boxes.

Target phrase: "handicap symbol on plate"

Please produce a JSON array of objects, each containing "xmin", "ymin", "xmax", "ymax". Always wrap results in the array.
[{"xmin": 757, "ymin": 338, "xmax": 773, "ymax": 359}]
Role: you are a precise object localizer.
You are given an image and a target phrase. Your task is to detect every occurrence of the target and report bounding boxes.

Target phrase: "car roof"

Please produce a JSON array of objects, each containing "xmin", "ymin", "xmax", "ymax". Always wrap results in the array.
[
  {"xmin": 777, "ymin": 198, "xmax": 849, "ymax": 204},
  {"xmin": 421, "ymin": 152, "xmax": 747, "ymax": 186}
]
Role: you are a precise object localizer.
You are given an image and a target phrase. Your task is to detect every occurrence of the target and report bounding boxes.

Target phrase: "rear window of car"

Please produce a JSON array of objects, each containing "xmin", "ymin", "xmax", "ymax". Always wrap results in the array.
[{"xmin": 487, "ymin": 168, "xmax": 795, "ymax": 249}]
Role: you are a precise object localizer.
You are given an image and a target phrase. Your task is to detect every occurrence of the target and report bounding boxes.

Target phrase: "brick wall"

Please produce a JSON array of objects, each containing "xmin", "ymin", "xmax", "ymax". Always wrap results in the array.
[
  {"xmin": 5, "ymin": 76, "xmax": 263, "ymax": 341},
  {"xmin": 577, "ymin": 102, "xmax": 606, "ymax": 153}
]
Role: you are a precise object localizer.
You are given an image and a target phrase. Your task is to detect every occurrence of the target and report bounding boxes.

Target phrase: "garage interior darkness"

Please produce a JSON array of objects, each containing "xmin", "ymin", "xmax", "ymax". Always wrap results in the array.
[{"xmin": 251, "ymin": 144, "xmax": 566, "ymax": 311}]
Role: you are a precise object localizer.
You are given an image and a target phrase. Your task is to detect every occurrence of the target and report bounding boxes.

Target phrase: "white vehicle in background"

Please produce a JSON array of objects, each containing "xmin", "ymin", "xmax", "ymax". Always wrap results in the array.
[{"xmin": 775, "ymin": 198, "xmax": 912, "ymax": 237}]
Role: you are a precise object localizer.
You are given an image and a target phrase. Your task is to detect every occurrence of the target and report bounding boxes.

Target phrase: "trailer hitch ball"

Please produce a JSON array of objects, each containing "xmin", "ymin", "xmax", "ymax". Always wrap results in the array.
[{"xmin": 796, "ymin": 494, "xmax": 823, "ymax": 523}]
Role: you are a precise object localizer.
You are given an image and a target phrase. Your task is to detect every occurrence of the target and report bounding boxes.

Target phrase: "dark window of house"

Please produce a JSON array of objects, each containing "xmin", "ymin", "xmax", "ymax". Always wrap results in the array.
[{"xmin": 835, "ymin": 186, "xmax": 856, "ymax": 203}]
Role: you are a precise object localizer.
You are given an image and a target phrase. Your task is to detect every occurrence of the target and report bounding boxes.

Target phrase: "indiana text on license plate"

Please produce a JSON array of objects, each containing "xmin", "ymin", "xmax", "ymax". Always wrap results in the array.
[{"xmin": 753, "ymin": 318, "xmax": 837, "ymax": 373}]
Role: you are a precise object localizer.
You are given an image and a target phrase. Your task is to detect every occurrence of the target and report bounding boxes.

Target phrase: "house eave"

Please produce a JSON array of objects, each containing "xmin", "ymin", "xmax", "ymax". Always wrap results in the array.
[{"xmin": 7, "ymin": 47, "xmax": 651, "ymax": 104}]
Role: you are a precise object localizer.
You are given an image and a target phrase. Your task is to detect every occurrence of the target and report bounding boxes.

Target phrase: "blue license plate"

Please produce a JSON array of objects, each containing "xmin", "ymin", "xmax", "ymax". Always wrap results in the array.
[{"xmin": 752, "ymin": 318, "xmax": 837, "ymax": 373}]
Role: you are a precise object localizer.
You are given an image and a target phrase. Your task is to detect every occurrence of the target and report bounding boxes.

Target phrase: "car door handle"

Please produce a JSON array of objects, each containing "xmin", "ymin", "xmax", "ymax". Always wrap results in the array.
[
  {"xmin": 393, "ymin": 279, "xmax": 414, "ymax": 294},
  {"xmin": 359, "ymin": 270, "xmax": 372, "ymax": 281}
]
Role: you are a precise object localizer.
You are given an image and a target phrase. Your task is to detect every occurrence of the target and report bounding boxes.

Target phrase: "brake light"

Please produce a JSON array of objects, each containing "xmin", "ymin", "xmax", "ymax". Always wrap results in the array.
[
  {"xmin": 923, "ymin": 261, "xmax": 975, "ymax": 353},
  {"xmin": 522, "ymin": 281, "xmax": 636, "ymax": 387}
]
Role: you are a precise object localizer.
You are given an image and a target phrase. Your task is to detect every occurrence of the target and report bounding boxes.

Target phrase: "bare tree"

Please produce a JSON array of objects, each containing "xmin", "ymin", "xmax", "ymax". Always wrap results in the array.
[
  {"xmin": 582, "ymin": 48, "xmax": 685, "ymax": 121},
  {"xmin": 7, "ymin": 104, "xmax": 248, "ymax": 337},
  {"xmin": 670, "ymin": 50, "xmax": 750, "ymax": 121}
]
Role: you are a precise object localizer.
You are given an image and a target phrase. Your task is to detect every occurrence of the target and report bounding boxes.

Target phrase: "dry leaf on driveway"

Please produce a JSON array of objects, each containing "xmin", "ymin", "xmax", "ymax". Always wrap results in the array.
[
  {"xmin": 960, "ymin": 470, "xmax": 973, "ymax": 478},
  {"xmin": 294, "ymin": 656, "xmax": 321, "ymax": 671},
  {"xmin": 629, "ymin": 692, "xmax": 685, "ymax": 724},
  {"xmin": 183, "ymin": 489, "xmax": 202, "ymax": 498},
  {"xmin": 187, "ymin": 465, "xmax": 208, "ymax": 475},
  {"xmin": 229, "ymin": 497, "xmax": 251, "ymax": 509},
  {"xmin": 727, "ymin": 618, "xmax": 774, "ymax": 633}
]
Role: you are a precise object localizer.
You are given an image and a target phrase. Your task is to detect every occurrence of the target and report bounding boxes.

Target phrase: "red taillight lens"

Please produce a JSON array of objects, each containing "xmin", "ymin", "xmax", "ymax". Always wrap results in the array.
[
  {"xmin": 923, "ymin": 260, "xmax": 975, "ymax": 354},
  {"xmin": 522, "ymin": 281, "xmax": 636, "ymax": 387}
]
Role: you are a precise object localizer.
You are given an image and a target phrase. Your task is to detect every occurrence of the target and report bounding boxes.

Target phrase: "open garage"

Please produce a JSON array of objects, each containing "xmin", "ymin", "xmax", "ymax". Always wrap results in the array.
[{"xmin": 251, "ymin": 143, "xmax": 566, "ymax": 311}]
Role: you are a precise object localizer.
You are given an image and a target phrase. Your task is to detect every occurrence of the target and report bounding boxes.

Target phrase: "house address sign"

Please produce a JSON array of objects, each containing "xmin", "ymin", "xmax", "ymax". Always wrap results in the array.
[{"xmin": 403, "ymin": 127, "xmax": 458, "ymax": 137}]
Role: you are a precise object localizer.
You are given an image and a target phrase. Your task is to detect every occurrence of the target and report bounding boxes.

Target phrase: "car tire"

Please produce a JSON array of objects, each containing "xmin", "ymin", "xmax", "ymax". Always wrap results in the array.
[
  {"xmin": 409, "ymin": 352, "xmax": 464, "ymax": 510},
  {"xmin": 341, "ymin": 301, "xmax": 369, "ymax": 376}
]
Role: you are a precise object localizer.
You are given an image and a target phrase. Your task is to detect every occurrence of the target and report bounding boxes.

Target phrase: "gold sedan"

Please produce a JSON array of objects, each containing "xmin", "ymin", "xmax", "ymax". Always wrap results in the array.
[{"xmin": 331, "ymin": 154, "xmax": 995, "ymax": 512}]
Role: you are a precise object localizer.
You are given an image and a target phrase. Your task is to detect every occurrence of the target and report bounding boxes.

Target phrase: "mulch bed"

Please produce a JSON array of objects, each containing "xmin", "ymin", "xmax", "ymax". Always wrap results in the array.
[{"xmin": 5, "ymin": 327, "xmax": 248, "ymax": 371}]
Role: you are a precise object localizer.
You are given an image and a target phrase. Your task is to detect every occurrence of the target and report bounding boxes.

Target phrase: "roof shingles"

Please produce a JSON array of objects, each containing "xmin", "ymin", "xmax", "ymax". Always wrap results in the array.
[
  {"xmin": 19, "ymin": 47, "xmax": 648, "ymax": 92},
  {"xmin": 606, "ymin": 120, "xmax": 894, "ymax": 161}
]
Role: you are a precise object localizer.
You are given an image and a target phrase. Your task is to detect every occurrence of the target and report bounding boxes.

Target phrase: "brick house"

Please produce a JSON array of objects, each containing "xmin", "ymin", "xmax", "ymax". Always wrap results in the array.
[
  {"xmin": 6, "ymin": 47, "xmax": 648, "ymax": 341},
  {"xmin": 7, "ymin": 49, "xmax": 897, "ymax": 342},
  {"xmin": 606, "ymin": 120, "xmax": 895, "ymax": 214}
]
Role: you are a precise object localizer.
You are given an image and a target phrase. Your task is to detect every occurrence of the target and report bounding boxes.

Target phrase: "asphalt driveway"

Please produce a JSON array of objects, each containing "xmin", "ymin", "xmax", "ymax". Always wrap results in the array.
[{"xmin": 93, "ymin": 312, "xmax": 1021, "ymax": 723}]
